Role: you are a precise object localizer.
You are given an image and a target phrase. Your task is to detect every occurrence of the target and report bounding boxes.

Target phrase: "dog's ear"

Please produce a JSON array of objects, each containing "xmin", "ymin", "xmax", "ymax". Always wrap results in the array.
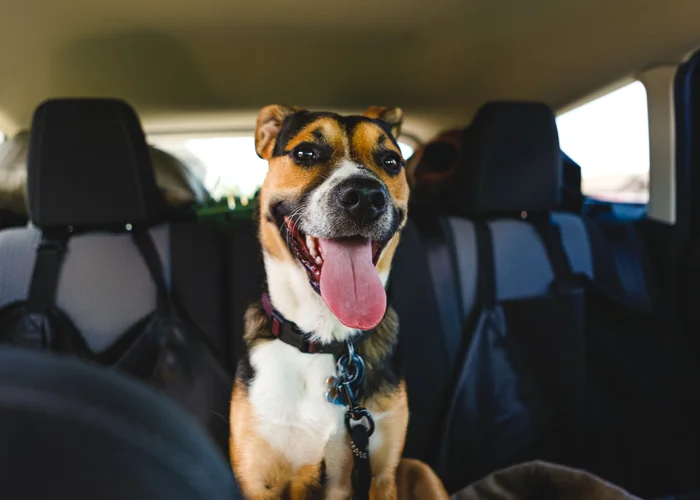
[
  {"xmin": 255, "ymin": 105, "xmax": 301, "ymax": 159},
  {"xmin": 363, "ymin": 106, "xmax": 404, "ymax": 138}
]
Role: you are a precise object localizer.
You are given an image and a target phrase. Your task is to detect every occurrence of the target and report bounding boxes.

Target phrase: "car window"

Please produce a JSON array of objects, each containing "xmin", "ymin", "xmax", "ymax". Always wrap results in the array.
[
  {"xmin": 150, "ymin": 134, "xmax": 414, "ymax": 201},
  {"xmin": 556, "ymin": 81, "xmax": 650, "ymax": 203}
]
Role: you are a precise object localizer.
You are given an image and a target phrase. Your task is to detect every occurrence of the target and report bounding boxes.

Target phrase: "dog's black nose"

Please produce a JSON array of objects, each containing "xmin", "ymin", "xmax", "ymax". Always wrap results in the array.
[{"xmin": 335, "ymin": 177, "xmax": 388, "ymax": 225}]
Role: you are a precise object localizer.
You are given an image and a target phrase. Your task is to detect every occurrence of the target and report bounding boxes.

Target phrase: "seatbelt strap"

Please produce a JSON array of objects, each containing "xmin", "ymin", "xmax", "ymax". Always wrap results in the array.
[
  {"xmin": 474, "ymin": 220, "xmax": 496, "ymax": 309},
  {"xmin": 435, "ymin": 219, "xmax": 495, "ymax": 476},
  {"xmin": 531, "ymin": 216, "xmax": 576, "ymax": 288},
  {"xmin": 582, "ymin": 217, "xmax": 621, "ymax": 293},
  {"xmin": 16, "ymin": 234, "xmax": 69, "ymax": 348},
  {"xmin": 387, "ymin": 219, "xmax": 456, "ymax": 462},
  {"xmin": 130, "ymin": 228, "xmax": 228, "ymax": 369},
  {"xmin": 410, "ymin": 211, "xmax": 464, "ymax": 367},
  {"xmin": 131, "ymin": 229, "xmax": 171, "ymax": 316}
]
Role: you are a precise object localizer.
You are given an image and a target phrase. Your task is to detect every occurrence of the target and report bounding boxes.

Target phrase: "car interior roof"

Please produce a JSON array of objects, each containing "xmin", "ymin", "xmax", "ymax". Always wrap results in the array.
[{"xmin": 1, "ymin": 0, "xmax": 699, "ymax": 136}]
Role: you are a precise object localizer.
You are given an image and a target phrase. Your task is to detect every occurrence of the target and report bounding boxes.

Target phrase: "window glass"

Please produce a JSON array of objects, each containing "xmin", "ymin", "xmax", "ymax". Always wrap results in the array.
[
  {"xmin": 556, "ymin": 81, "xmax": 649, "ymax": 203},
  {"xmin": 150, "ymin": 134, "xmax": 414, "ymax": 201}
]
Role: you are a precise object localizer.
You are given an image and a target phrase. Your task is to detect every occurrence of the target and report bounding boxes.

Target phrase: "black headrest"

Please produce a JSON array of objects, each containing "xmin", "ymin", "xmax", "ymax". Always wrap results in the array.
[
  {"xmin": 27, "ymin": 98, "xmax": 162, "ymax": 230},
  {"xmin": 450, "ymin": 101, "xmax": 562, "ymax": 215}
]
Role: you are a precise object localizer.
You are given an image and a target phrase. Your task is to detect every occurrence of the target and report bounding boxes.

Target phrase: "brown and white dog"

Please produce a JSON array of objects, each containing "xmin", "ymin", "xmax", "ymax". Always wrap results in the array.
[{"xmin": 229, "ymin": 105, "xmax": 448, "ymax": 500}]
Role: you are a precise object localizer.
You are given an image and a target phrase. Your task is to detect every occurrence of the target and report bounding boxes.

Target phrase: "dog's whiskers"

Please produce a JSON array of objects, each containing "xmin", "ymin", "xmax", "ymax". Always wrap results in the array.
[{"xmin": 279, "ymin": 203, "xmax": 309, "ymax": 249}]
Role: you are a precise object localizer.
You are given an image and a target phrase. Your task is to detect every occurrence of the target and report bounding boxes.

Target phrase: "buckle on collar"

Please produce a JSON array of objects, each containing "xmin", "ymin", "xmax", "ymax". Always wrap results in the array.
[
  {"xmin": 268, "ymin": 307, "xmax": 317, "ymax": 353},
  {"xmin": 261, "ymin": 292, "xmax": 368, "ymax": 357},
  {"xmin": 269, "ymin": 309, "xmax": 285, "ymax": 337},
  {"xmin": 282, "ymin": 324, "xmax": 312, "ymax": 352}
]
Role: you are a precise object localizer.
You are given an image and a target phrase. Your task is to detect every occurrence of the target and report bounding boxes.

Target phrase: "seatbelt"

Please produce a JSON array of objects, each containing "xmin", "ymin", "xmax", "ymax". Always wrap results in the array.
[
  {"xmin": 582, "ymin": 217, "xmax": 622, "ymax": 293},
  {"xmin": 131, "ymin": 229, "xmax": 172, "ymax": 316},
  {"xmin": 473, "ymin": 220, "xmax": 496, "ymax": 310},
  {"xmin": 434, "ymin": 218, "xmax": 495, "ymax": 477},
  {"xmin": 16, "ymin": 234, "xmax": 69, "ymax": 349},
  {"xmin": 531, "ymin": 215, "xmax": 589, "ymax": 467},
  {"xmin": 388, "ymin": 219, "xmax": 459, "ymax": 462},
  {"xmin": 410, "ymin": 211, "xmax": 464, "ymax": 367},
  {"xmin": 531, "ymin": 216, "xmax": 576, "ymax": 288},
  {"xmin": 129, "ymin": 229, "xmax": 228, "ymax": 375}
]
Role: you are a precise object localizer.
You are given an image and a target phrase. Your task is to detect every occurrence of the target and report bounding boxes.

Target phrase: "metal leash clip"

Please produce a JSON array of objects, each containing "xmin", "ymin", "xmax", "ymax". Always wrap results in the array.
[
  {"xmin": 325, "ymin": 341, "xmax": 375, "ymax": 500},
  {"xmin": 325, "ymin": 341, "xmax": 366, "ymax": 406}
]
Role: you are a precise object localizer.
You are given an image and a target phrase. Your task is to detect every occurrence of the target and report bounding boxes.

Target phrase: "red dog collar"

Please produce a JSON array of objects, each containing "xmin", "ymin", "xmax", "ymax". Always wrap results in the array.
[{"xmin": 260, "ymin": 292, "xmax": 371, "ymax": 358}]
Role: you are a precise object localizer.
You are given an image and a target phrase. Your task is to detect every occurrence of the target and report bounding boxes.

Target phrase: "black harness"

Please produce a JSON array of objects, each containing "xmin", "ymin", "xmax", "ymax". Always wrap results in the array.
[{"xmin": 260, "ymin": 292, "xmax": 376, "ymax": 500}]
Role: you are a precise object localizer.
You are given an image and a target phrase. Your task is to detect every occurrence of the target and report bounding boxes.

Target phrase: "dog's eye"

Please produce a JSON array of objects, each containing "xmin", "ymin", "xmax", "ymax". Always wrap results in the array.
[
  {"xmin": 293, "ymin": 147, "xmax": 318, "ymax": 164},
  {"xmin": 382, "ymin": 153, "xmax": 403, "ymax": 173}
]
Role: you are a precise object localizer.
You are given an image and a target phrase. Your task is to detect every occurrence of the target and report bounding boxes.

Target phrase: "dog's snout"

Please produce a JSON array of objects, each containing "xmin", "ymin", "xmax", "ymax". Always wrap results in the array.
[{"xmin": 335, "ymin": 177, "xmax": 388, "ymax": 225}]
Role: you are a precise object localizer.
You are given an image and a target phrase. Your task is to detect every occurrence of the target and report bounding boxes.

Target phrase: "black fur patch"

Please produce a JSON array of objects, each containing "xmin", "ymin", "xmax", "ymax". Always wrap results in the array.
[
  {"xmin": 312, "ymin": 127, "xmax": 325, "ymax": 141},
  {"xmin": 272, "ymin": 111, "xmax": 401, "ymax": 158},
  {"xmin": 235, "ymin": 347, "xmax": 255, "ymax": 387},
  {"xmin": 272, "ymin": 111, "xmax": 337, "ymax": 157}
]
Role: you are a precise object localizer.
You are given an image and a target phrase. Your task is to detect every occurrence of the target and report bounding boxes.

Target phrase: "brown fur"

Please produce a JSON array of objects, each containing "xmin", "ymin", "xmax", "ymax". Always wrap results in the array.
[
  {"xmin": 395, "ymin": 459, "xmax": 450, "ymax": 500},
  {"xmin": 255, "ymin": 106, "xmax": 410, "ymax": 268},
  {"xmin": 230, "ymin": 105, "xmax": 446, "ymax": 499}
]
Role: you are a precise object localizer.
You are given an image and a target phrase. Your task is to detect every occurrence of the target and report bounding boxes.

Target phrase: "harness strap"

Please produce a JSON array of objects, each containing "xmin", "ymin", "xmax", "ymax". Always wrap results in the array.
[
  {"xmin": 16, "ymin": 234, "xmax": 69, "ymax": 348},
  {"xmin": 131, "ymin": 229, "xmax": 172, "ymax": 316}
]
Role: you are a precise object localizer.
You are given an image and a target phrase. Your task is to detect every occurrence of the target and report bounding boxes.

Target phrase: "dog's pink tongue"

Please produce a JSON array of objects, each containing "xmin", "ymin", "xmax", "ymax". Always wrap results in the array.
[{"xmin": 318, "ymin": 238, "xmax": 386, "ymax": 330}]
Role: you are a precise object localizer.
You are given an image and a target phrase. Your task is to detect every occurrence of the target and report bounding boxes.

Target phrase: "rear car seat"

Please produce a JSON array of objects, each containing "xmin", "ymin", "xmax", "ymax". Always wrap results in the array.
[
  {"xmin": 393, "ymin": 102, "xmax": 593, "ymax": 474},
  {"xmin": 0, "ymin": 99, "xmax": 172, "ymax": 352},
  {"xmin": 0, "ymin": 98, "xmax": 231, "ymax": 451},
  {"xmin": 448, "ymin": 102, "xmax": 593, "ymax": 314},
  {"xmin": 398, "ymin": 101, "xmax": 700, "ymax": 497}
]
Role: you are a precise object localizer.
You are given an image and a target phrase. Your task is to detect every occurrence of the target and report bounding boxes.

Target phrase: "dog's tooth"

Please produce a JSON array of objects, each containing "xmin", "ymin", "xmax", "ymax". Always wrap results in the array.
[
  {"xmin": 306, "ymin": 235, "xmax": 317, "ymax": 257},
  {"xmin": 316, "ymin": 256, "xmax": 323, "ymax": 265}
]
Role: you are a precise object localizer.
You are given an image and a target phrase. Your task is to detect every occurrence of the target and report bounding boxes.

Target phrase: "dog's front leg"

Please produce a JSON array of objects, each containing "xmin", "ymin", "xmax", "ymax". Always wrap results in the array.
[
  {"xmin": 324, "ymin": 431, "xmax": 353, "ymax": 500},
  {"xmin": 367, "ymin": 384, "xmax": 410, "ymax": 500}
]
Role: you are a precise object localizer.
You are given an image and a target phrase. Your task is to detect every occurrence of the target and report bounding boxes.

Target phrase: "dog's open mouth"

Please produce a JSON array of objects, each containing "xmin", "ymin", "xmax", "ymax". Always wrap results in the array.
[{"xmin": 283, "ymin": 216, "xmax": 389, "ymax": 330}]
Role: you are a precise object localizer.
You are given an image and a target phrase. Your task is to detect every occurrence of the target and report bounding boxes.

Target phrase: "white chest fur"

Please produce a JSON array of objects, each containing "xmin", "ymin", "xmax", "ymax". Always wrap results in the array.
[{"xmin": 249, "ymin": 339, "xmax": 347, "ymax": 470}]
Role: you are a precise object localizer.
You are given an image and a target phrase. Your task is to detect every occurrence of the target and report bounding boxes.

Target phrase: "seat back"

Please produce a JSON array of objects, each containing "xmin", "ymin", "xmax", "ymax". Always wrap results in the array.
[
  {"xmin": 396, "ymin": 101, "xmax": 675, "ymax": 494},
  {"xmin": 0, "ymin": 347, "xmax": 241, "ymax": 500},
  {"xmin": 0, "ymin": 98, "xmax": 171, "ymax": 351},
  {"xmin": 394, "ymin": 101, "xmax": 594, "ymax": 488},
  {"xmin": 0, "ymin": 98, "xmax": 231, "ymax": 453}
]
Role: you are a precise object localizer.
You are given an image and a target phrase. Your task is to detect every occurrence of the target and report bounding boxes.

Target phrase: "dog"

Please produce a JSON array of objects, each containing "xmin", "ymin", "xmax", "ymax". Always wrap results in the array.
[{"xmin": 229, "ymin": 105, "xmax": 448, "ymax": 500}]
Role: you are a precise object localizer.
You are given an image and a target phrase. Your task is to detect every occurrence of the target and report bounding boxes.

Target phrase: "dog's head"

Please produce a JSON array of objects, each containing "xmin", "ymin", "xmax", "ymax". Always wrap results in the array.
[{"xmin": 255, "ymin": 105, "xmax": 409, "ymax": 332}]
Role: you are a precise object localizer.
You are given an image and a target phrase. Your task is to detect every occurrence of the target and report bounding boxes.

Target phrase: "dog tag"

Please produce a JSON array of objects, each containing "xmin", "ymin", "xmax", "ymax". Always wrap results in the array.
[
  {"xmin": 325, "ymin": 377, "xmax": 342, "ymax": 405},
  {"xmin": 325, "ymin": 376, "xmax": 350, "ymax": 406}
]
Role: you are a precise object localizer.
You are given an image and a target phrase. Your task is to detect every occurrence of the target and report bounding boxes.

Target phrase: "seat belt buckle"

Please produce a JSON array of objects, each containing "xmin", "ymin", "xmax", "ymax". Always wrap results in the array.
[{"xmin": 16, "ymin": 313, "xmax": 50, "ymax": 349}]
